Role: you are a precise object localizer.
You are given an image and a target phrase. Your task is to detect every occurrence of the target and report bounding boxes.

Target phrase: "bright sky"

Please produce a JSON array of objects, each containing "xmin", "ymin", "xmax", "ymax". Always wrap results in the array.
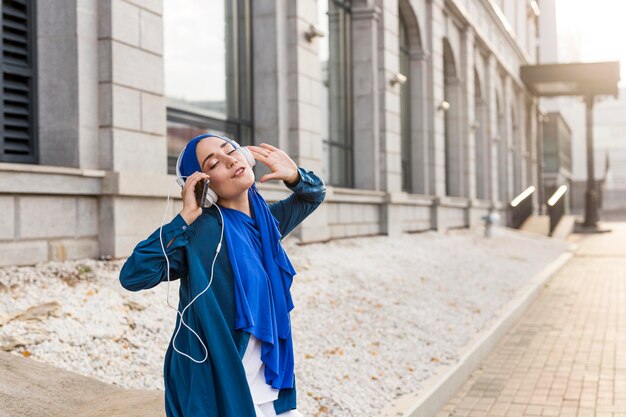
[{"xmin": 556, "ymin": 0, "xmax": 626, "ymax": 86}]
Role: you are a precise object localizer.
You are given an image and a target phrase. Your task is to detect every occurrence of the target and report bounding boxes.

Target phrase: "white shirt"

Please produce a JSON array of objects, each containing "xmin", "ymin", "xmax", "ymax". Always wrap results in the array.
[{"xmin": 242, "ymin": 334, "xmax": 304, "ymax": 417}]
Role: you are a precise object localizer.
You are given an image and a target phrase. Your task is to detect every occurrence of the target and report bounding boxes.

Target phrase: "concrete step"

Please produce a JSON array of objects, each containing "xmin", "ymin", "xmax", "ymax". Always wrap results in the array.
[
  {"xmin": 0, "ymin": 351, "xmax": 165, "ymax": 417},
  {"xmin": 519, "ymin": 215, "xmax": 550, "ymax": 235},
  {"xmin": 551, "ymin": 215, "xmax": 576, "ymax": 239},
  {"xmin": 519, "ymin": 214, "xmax": 576, "ymax": 238}
]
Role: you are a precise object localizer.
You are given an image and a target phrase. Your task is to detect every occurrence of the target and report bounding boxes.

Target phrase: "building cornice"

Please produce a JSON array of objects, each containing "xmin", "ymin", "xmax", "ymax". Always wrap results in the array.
[{"xmin": 443, "ymin": 0, "xmax": 533, "ymax": 85}]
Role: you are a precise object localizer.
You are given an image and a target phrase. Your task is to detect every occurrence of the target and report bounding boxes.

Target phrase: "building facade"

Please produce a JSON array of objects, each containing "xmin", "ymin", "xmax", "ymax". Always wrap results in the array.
[
  {"xmin": 0, "ymin": 0, "xmax": 543, "ymax": 266},
  {"xmin": 539, "ymin": 0, "xmax": 624, "ymax": 215}
]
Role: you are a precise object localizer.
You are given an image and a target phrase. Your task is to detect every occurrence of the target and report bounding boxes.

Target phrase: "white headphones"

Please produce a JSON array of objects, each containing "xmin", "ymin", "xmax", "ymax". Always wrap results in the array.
[
  {"xmin": 159, "ymin": 134, "xmax": 256, "ymax": 363},
  {"xmin": 174, "ymin": 134, "xmax": 256, "ymax": 207}
]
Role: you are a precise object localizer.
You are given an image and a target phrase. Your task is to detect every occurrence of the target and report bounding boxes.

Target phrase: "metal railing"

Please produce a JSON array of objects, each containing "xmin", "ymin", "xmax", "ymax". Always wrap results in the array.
[
  {"xmin": 547, "ymin": 185, "xmax": 568, "ymax": 236},
  {"xmin": 508, "ymin": 186, "xmax": 536, "ymax": 229}
]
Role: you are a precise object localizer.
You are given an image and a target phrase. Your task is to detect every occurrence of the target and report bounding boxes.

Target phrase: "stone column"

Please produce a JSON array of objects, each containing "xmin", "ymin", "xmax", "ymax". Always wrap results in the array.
[
  {"xmin": 503, "ymin": 76, "xmax": 513, "ymax": 202},
  {"xmin": 380, "ymin": 0, "xmax": 401, "ymax": 195},
  {"xmin": 352, "ymin": 0, "xmax": 381, "ymax": 191},
  {"xmin": 253, "ymin": 0, "xmax": 292, "ymax": 198},
  {"xmin": 485, "ymin": 53, "xmax": 498, "ymax": 204},
  {"xmin": 283, "ymin": 0, "xmax": 330, "ymax": 242},
  {"xmin": 253, "ymin": 0, "xmax": 288, "ymax": 159},
  {"xmin": 475, "ymin": 96, "xmax": 488, "ymax": 199},
  {"xmin": 429, "ymin": 0, "xmax": 446, "ymax": 199},
  {"xmin": 410, "ymin": 52, "xmax": 430, "ymax": 195},
  {"xmin": 98, "ymin": 0, "xmax": 166, "ymax": 175},
  {"xmin": 98, "ymin": 0, "xmax": 167, "ymax": 257},
  {"xmin": 38, "ymin": 0, "xmax": 99, "ymax": 169},
  {"xmin": 462, "ymin": 27, "xmax": 476, "ymax": 202},
  {"xmin": 378, "ymin": 0, "xmax": 404, "ymax": 237}
]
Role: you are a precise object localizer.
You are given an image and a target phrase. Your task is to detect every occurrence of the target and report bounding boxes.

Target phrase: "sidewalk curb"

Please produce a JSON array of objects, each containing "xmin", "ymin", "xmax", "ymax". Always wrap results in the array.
[{"xmin": 379, "ymin": 247, "xmax": 576, "ymax": 417}]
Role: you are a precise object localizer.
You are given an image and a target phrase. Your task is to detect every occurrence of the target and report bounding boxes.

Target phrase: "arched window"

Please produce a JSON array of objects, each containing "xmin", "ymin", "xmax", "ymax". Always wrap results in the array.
[
  {"xmin": 525, "ymin": 101, "xmax": 533, "ymax": 187},
  {"xmin": 399, "ymin": 14, "xmax": 411, "ymax": 192},
  {"xmin": 398, "ymin": 0, "xmax": 427, "ymax": 194},
  {"xmin": 443, "ymin": 39, "xmax": 462, "ymax": 197},
  {"xmin": 474, "ymin": 69, "xmax": 488, "ymax": 200},
  {"xmin": 319, "ymin": 0, "xmax": 353, "ymax": 188},
  {"xmin": 164, "ymin": 0, "xmax": 253, "ymax": 174},
  {"xmin": 511, "ymin": 104, "xmax": 522, "ymax": 195},
  {"xmin": 496, "ymin": 93, "xmax": 507, "ymax": 202}
]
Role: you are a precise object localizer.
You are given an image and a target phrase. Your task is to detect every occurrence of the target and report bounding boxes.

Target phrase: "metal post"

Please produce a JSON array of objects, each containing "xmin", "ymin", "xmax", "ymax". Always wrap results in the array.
[
  {"xmin": 537, "ymin": 112, "xmax": 544, "ymax": 215},
  {"xmin": 583, "ymin": 95, "xmax": 599, "ymax": 227}
]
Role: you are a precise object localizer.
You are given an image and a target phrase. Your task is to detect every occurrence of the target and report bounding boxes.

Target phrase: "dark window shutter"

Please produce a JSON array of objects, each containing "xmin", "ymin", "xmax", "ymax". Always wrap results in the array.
[{"xmin": 0, "ymin": 0, "xmax": 36, "ymax": 163}]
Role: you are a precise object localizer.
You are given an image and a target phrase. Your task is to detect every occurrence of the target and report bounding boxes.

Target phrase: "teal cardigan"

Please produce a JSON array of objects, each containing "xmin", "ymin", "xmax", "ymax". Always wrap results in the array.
[{"xmin": 119, "ymin": 167, "xmax": 326, "ymax": 417}]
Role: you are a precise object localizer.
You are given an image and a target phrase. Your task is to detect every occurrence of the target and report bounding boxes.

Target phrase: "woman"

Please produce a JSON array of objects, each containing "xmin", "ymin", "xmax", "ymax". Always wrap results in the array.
[{"xmin": 119, "ymin": 134, "xmax": 326, "ymax": 417}]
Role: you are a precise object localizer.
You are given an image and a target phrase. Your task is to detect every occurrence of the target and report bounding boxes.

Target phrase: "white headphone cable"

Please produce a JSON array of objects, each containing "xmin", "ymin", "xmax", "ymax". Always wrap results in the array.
[{"xmin": 159, "ymin": 175, "xmax": 224, "ymax": 364}]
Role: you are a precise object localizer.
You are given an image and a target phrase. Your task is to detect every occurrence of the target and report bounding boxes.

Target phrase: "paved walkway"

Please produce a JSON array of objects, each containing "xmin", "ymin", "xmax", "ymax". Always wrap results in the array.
[
  {"xmin": 434, "ymin": 222, "xmax": 626, "ymax": 417},
  {"xmin": 0, "ymin": 349, "xmax": 165, "ymax": 417}
]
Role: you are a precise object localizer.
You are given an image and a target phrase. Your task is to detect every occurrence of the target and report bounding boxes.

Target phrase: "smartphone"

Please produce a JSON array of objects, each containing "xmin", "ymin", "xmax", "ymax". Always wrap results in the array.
[{"xmin": 194, "ymin": 178, "xmax": 210, "ymax": 208}]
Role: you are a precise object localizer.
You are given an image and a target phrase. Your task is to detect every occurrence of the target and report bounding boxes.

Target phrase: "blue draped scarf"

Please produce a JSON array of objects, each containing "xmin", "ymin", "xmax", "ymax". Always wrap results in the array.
[{"xmin": 219, "ymin": 183, "xmax": 297, "ymax": 390}]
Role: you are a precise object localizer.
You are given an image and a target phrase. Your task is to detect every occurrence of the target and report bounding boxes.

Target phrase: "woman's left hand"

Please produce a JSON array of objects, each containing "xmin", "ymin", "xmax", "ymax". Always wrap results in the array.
[{"xmin": 247, "ymin": 143, "xmax": 299, "ymax": 184}]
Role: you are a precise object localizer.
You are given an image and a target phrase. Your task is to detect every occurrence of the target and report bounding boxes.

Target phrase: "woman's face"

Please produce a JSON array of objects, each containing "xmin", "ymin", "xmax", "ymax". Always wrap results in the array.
[{"xmin": 195, "ymin": 137, "xmax": 255, "ymax": 201}]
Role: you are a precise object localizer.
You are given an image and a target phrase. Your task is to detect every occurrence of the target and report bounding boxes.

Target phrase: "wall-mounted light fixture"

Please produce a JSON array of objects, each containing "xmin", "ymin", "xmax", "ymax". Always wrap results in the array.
[
  {"xmin": 437, "ymin": 100, "xmax": 450, "ymax": 112},
  {"xmin": 390, "ymin": 73, "xmax": 407, "ymax": 86},
  {"xmin": 305, "ymin": 25, "xmax": 325, "ymax": 43}
]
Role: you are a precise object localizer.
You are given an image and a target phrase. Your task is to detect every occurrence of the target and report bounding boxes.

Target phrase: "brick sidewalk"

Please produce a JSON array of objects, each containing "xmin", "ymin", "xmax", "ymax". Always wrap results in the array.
[{"xmin": 434, "ymin": 223, "xmax": 626, "ymax": 417}]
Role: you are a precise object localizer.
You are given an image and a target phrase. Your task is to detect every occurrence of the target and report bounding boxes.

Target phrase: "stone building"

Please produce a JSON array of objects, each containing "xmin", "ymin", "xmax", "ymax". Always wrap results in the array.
[{"xmin": 0, "ymin": 0, "xmax": 543, "ymax": 266}]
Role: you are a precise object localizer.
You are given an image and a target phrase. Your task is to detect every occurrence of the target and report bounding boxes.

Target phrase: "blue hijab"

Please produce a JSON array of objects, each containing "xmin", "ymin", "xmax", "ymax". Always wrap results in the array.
[
  {"xmin": 177, "ymin": 134, "xmax": 217, "ymax": 180},
  {"xmin": 220, "ymin": 185, "xmax": 297, "ymax": 389},
  {"xmin": 178, "ymin": 135, "xmax": 297, "ymax": 390}
]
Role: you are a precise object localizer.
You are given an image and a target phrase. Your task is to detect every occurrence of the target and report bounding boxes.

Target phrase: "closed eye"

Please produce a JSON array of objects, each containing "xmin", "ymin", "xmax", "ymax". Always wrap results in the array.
[{"xmin": 209, "ymin": 149, "xmax": 236, "ymax": 169}]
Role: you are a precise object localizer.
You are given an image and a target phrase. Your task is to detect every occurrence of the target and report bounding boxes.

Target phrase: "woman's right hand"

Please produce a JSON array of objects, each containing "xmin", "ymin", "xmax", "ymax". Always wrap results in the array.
[{"xmin": 179, "ymin": 171, "xmax": 210, "ymax": 225}]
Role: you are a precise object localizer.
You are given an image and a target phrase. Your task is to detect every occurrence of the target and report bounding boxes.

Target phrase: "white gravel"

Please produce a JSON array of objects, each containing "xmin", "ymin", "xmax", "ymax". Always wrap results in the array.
[{"xmin": 0, "ymin": 225, "xmax": 570, "ymax": 416}]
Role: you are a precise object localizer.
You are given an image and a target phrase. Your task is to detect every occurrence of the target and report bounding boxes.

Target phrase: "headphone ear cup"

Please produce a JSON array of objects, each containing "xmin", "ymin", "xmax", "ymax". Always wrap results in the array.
[
  {"xmin": 203, "ymin": 187, "xmax": 219, "ymax": 207},
  {"xmin": 238, "ymin": 146, "xmax": 256, "ymax": 167},
  {"xmin": 175, "ymin": 147, "xmax": 186, "ymax": 187}
]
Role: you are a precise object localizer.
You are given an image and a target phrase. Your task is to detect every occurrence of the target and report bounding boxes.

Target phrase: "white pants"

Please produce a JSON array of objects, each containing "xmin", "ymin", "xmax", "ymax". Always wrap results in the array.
[{"xmin": 242, "ymin": 334, "xmax": 304, "ymax": 417}]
